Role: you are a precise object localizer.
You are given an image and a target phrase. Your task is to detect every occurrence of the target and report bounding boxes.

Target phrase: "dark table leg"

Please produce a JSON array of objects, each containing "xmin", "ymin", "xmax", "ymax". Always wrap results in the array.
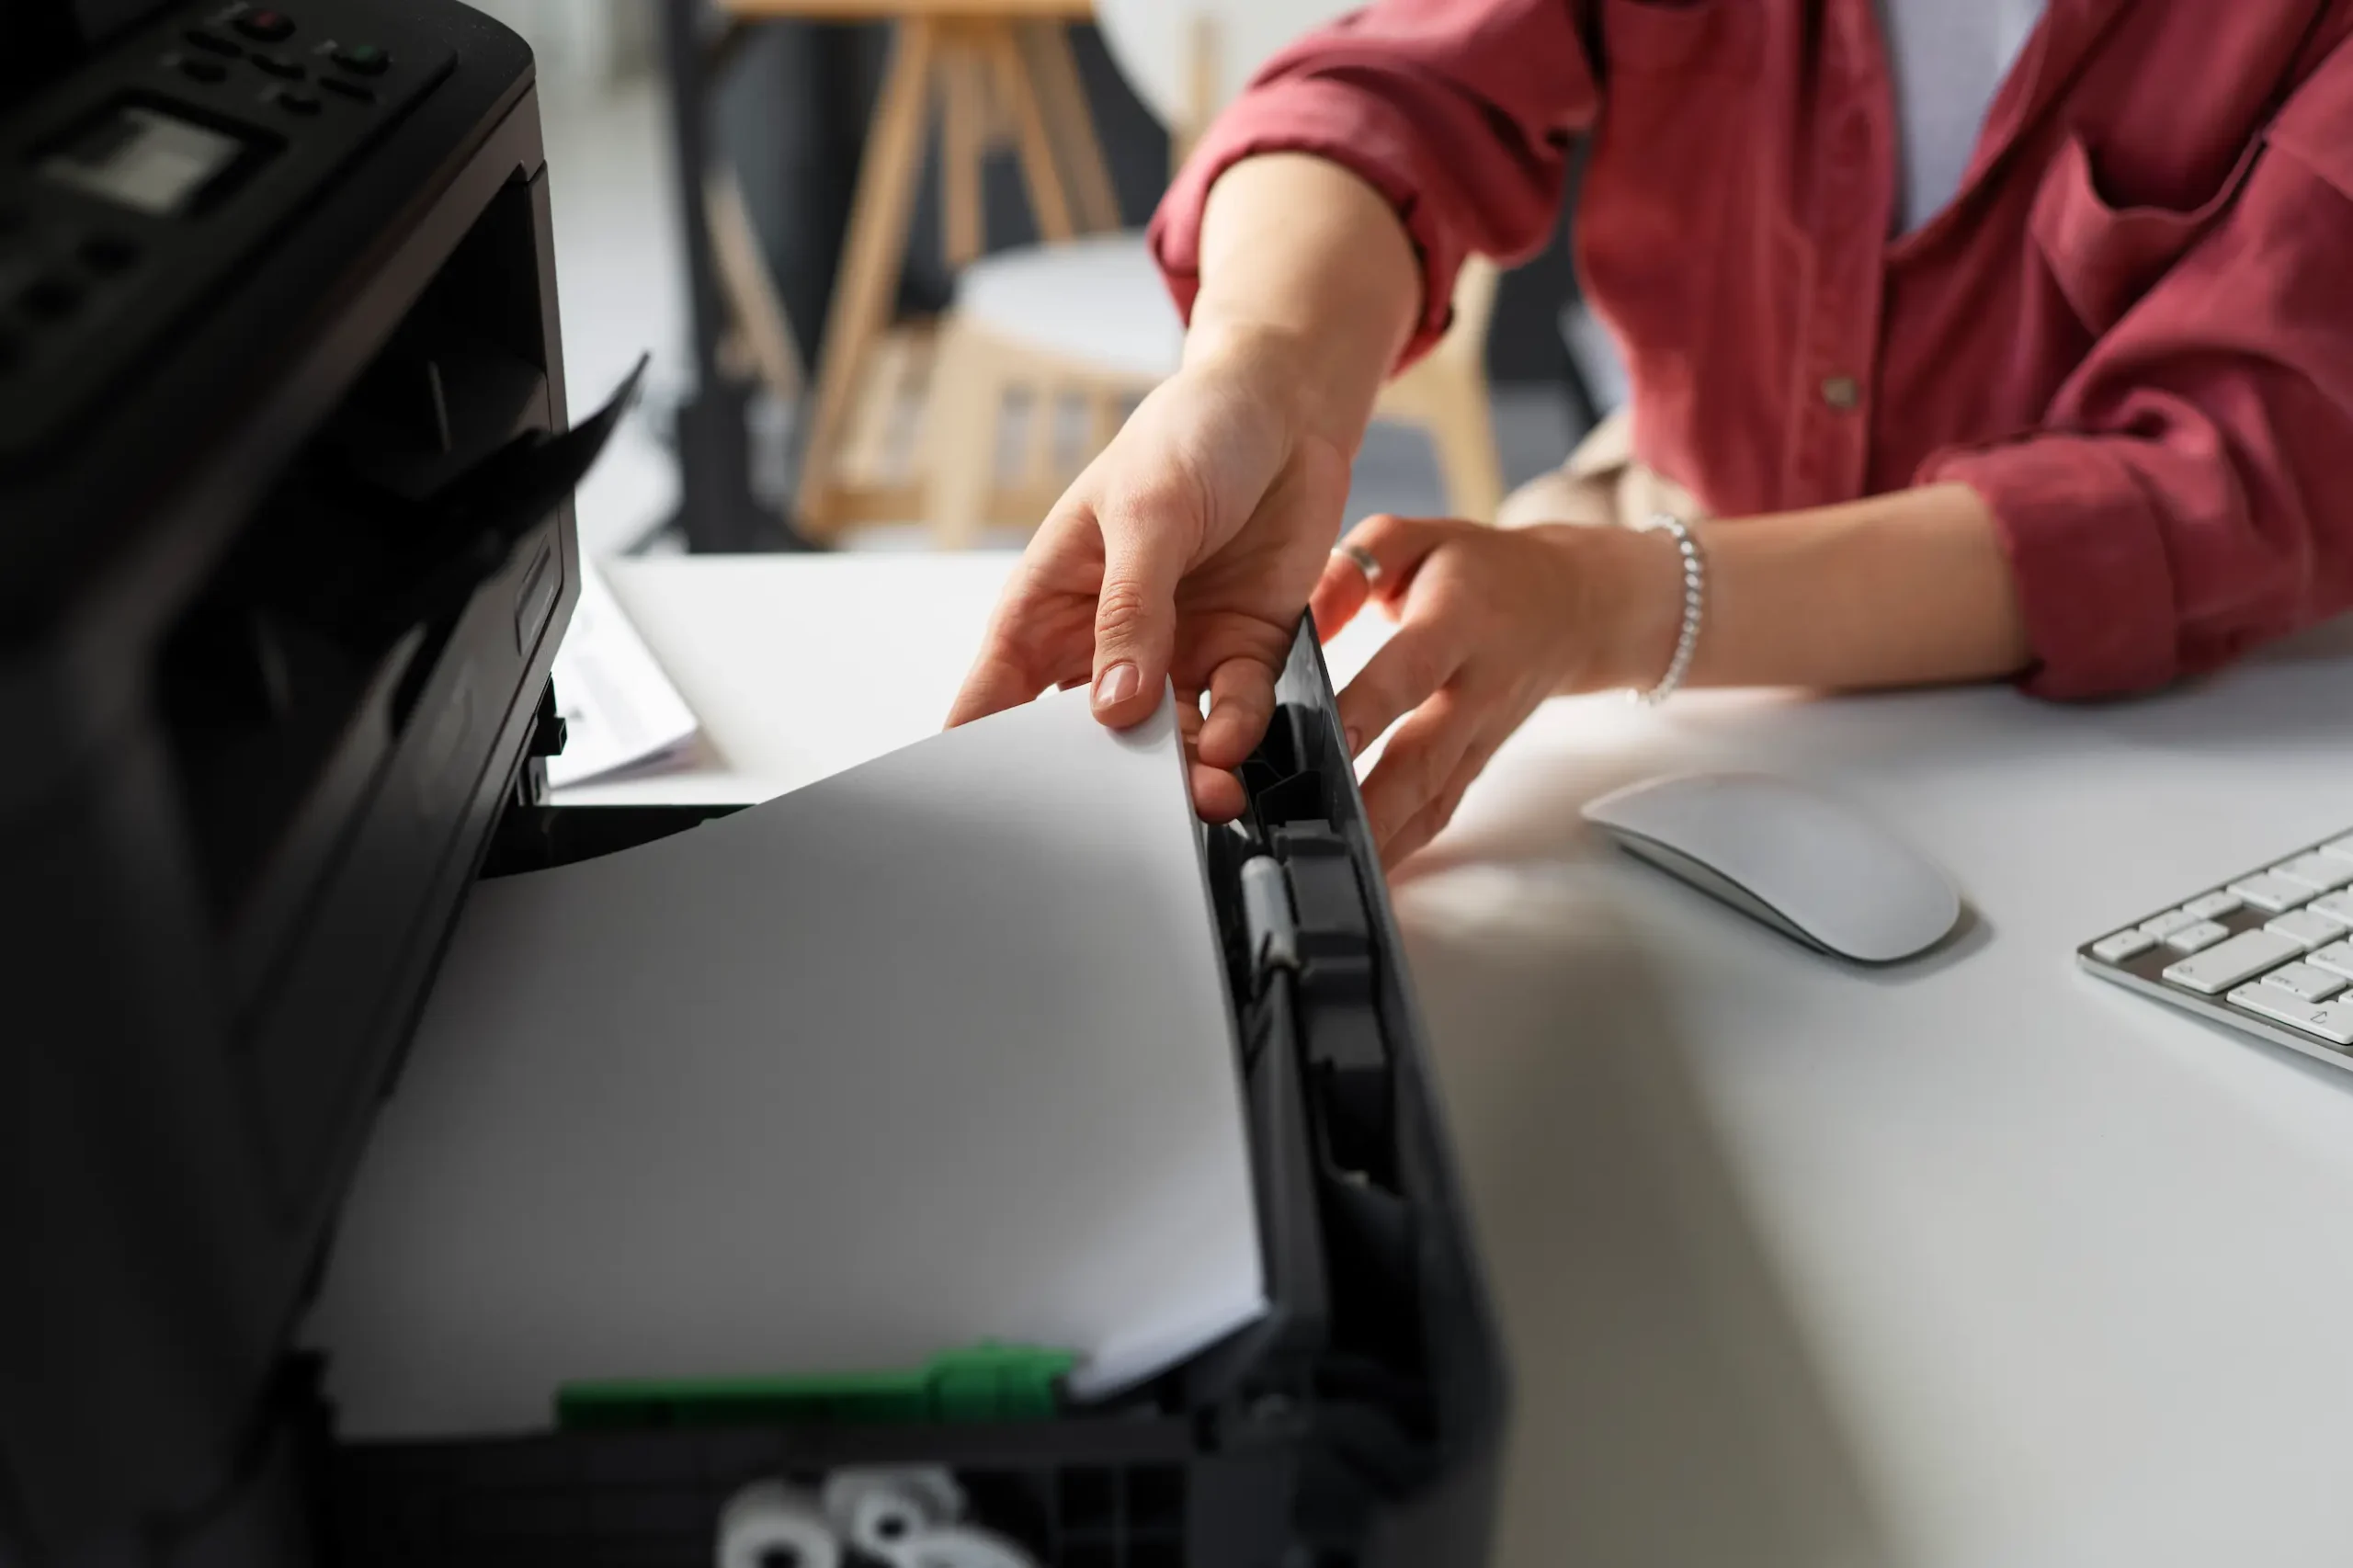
[{"xmin": 656, "ymin": 0, "xmax": 813, "ymax": 552}]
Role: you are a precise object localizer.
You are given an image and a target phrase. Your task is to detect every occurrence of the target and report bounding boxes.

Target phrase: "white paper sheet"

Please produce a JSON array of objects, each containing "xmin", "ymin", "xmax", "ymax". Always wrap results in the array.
[
  {"xmin": 543, "ymin": 559, "xmax": 700, "ymax": 788},
  {"xmin": 303, "ymin": 687, "xmax": 1265, "ymax": 1437}
]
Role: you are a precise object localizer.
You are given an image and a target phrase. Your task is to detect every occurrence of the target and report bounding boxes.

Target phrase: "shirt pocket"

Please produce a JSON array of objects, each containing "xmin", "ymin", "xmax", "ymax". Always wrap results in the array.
[
  {"xmin": 1599, "ymin": 0, "xmax": 1762, "ymax": 75},
  {"xmin": 2029, "ymin": 132, "xmax": 2265, "ymax": 337}
]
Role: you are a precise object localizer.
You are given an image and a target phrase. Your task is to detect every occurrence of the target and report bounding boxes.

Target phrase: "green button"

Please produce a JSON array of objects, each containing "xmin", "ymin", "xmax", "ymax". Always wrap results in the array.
[{"xmin": 332, "ymin": 40, "xmax": 389, "ymax": 74}]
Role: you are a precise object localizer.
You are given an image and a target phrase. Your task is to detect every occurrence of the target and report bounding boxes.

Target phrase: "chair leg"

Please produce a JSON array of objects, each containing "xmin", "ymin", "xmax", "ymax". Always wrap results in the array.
[
  {"xmin": 1423, "ymin": 363, "xmax": 1506, "ymax": 522},
  {"xmin": 938, "ymin": 48, "xmax": 988, "ymax": 269},
  {"xmin": 1017, "ymin": 21, "xmax": 1121, "ymax": 233},
  {"xmin": 703, "ymin": 165, "xmax": 805, "ymax": 406},
  {"xmin": 985, "ymin": 25, "xmax": 1076, "ymax": 242},
  {"xmin": 798, "ymin": 18, "xmax": 939, "ymax": 534},
  {"xmin": 924, "ymin": 319, "xmax": 1002, "ymax": 548}
]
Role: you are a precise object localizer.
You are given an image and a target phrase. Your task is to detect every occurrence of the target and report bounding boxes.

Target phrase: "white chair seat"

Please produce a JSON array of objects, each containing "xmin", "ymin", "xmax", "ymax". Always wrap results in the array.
[{"xmin": 952, "ymin": 232, "xmax": 1184, "ymax": 383}]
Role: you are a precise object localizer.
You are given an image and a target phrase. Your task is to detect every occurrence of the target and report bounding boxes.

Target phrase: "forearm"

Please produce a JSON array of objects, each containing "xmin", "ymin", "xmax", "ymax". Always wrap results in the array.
[
  {"xmin": 1186, "ymin": 153, "xmax": 1422, "ymax": 452},
  {"xmin": 1580, "ymin": 483, "xmax": 2033, "ymax": 694}
]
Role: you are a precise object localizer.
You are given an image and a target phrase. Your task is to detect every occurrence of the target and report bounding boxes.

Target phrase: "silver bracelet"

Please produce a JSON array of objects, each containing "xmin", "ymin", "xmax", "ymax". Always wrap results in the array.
[{"xmin": 1631, "ymin": 511, "xmax": 1706, "ymax": 706}]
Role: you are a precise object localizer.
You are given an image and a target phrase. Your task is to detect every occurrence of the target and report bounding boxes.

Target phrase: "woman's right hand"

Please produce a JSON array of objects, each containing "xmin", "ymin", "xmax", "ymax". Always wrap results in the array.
[{"xmin": 945, "ymin": 331, "xmax": 1356, "ymax": 822}]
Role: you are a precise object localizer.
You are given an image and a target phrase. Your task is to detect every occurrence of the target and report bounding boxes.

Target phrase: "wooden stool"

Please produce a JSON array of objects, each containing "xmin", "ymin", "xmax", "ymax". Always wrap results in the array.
[{"xmin": 709, "ymin": 0, "xmax": 1122, "ymax": 538}]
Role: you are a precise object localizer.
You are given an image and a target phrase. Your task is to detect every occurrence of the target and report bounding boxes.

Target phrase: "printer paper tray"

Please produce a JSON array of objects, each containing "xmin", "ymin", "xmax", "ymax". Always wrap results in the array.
[{"xmin": 322, "ymin": 622, "xmax": 1505, "ymax": 1568}]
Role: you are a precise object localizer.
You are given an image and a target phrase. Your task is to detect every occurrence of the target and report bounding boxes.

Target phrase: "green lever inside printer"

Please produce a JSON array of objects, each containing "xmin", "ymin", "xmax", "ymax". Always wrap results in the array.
[{"xmin": 555, "ymin": 1343, "xmax": 1078, "ymax": 1430}]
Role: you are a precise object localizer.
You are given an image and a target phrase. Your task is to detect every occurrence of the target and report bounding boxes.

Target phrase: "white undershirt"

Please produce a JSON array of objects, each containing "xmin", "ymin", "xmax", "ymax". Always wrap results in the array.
[{"xmin": 1875, "ymin": 0, "xmax": 2049, "ymax": 233}]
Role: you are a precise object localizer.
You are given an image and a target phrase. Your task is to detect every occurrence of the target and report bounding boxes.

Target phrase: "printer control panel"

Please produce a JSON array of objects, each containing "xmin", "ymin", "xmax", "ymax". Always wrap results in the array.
[{"xmin": 0, "ymin": 0, "xmax": 454, "ymax": 460}]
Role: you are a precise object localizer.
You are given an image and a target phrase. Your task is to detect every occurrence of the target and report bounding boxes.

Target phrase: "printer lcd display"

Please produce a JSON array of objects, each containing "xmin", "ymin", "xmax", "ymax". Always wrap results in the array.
[{"xmin": 38, "ymin": 98, "xmax": 264, "ymax": 214}]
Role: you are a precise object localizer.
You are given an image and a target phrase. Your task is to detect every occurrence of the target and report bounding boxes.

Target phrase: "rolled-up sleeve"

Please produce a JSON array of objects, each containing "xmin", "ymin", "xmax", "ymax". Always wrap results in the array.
[
  {"xmin": 1923, "ymin": 53, "xmax": 2353, "ymax": 699},
  {"xmin": 1147, "ymin": 0, "xmax": 1598, "ymax": 367}
]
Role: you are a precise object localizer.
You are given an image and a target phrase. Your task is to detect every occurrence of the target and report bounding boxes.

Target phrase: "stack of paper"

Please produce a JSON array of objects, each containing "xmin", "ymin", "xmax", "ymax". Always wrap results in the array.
[
  {"xmin": 543, "ymin": 560, "xmax": 699, "ymax": 789},
  {"xmin": 303, "ymin": 688, "xmax": 1265, "ymax": 1437}
]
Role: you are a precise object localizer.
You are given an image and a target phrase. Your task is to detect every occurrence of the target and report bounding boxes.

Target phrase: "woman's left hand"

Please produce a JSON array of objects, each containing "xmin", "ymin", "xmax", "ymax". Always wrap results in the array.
[{"xmin": 1310, "ymin": 513, "xmax": 1676, "ymax": 865}]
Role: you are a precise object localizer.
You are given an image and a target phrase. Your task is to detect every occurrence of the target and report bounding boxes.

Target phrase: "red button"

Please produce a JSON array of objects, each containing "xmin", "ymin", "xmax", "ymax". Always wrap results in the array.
[{"xmin": 235, "ymin": 9, "xmax": 294, "ymax": 41}]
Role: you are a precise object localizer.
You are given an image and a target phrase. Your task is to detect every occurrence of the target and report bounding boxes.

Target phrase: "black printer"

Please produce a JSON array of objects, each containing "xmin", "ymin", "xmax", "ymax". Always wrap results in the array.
[{"xmin": 0, "ymin": 4, "xmax": 1506, "ymax": 1564}]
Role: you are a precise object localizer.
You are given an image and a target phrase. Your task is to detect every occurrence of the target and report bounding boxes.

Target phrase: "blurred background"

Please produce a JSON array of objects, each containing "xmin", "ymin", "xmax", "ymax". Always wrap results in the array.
[{"xmin": 474, "ymin": 0, "xmax": 1620, "ymax": 563}]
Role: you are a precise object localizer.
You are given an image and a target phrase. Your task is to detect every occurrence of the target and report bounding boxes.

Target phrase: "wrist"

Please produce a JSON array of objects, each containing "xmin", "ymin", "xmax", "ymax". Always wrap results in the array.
[
  {"xmin": 1179, "ymin": 317, "xmax": 1379, "ymax": 458},
  {"xmin": 1534, "ymin": 522, "xmax": 1689, "ymax": 696}
]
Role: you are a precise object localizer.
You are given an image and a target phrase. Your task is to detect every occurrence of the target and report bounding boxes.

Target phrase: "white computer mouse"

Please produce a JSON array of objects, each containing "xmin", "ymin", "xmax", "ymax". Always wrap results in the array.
[{"xmin": 1582, "ymin": 772, "xmax": 1961, "ymax": 963}]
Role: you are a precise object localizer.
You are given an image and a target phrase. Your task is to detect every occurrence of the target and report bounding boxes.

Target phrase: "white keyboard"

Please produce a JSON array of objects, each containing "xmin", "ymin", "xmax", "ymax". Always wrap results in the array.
[{"xmin": 2080, "ymin": 830, "xmax": 2353, "ymax": 1070}]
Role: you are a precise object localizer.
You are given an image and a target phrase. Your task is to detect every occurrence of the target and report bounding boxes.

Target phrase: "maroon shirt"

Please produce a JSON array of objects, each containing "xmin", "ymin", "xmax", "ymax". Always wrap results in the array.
[{"xmin": 1149, "ymin": 0, "xmax": 2353, "ymax": 698}]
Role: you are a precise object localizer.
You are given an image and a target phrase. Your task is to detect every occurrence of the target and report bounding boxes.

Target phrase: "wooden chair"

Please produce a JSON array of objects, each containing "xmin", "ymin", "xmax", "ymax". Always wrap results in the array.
[
  {"xmin": 922, "ymin": 0, "xmax": 1506, "ymax": 544},
  {"xmin": 685, "ymin": 0, "xmax": 1126, "ymax": 541}
]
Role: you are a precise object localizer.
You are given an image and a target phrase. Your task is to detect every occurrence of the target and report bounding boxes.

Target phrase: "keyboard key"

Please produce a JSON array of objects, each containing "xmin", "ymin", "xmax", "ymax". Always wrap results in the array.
[
  {"xmin": 2269, "ymin": 910, "xmax": 2345, "ymax": 951},
  {"xmin": 2309, "ymin": 940, "xmax": 2353, "ymax": 981},
  {"xmin": 2164, "ymin": 929, "xmax": 2305, "ymax": 994},
  {"xmin": 2139, "ymin": 908, "xmax": 2202, "ymax": 939},
  {"xmin": 2306, "ymin": 891, "xmax": 2353, "ymax": 927},
  {"xmin": 2228, "ymin": 983, "xmax": 2353, "ymax": 1046},
  {"xmin": 2184, "ymin": 890, "xmax": 2244, "ymax": 920},
  {"xmin": 2268, "ymin": 911, "xmax": 2341, "ymax": 951},
  {"xmin": 2091, "ymin": 928, "xmax": 2158, "ymax": 963},
  {"xmin": 2227, "ymin": 872, "xmax": 2315, "ymax": 913},
  {"xmin": 2165, "ymin": 919, "xmax": 2231, "ymax": 953},
  {"xmin": 2320, "ymin": 834, "xmax": 2353, "ymax": 863},
  {"xmin": 2274, "ymin": 853, "xmax": 2353, "ymax": 892},
  {"xmin": 2261, "ymin": 962, "xmax": 2347, "ymax": 1002}
]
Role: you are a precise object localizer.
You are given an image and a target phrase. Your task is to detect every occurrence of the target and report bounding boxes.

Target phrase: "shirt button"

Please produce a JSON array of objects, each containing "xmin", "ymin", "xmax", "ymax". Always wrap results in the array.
[{"xmin": 1820, "ymin": 374, "xmax": 1861, "ymax": 412}]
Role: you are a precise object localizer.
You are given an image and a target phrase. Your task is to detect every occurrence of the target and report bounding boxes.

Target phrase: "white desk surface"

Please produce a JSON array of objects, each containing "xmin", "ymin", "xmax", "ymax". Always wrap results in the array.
[{"xmin": 563, "ymin": 553, "xmax": 2353, "ymax": 1568}]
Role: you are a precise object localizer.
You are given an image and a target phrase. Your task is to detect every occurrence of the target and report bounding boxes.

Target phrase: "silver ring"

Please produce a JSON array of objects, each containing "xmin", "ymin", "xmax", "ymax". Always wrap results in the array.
[{"xmin": 1333, "ymin": 541, "xmax": 1382, "ymax": 585}]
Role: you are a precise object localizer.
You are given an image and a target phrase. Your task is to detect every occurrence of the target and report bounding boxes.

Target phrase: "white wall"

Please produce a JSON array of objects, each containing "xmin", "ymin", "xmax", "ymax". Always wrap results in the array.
[{"xmin": 465, "ymin": 0, "xmax": 658, "ymax": 90}]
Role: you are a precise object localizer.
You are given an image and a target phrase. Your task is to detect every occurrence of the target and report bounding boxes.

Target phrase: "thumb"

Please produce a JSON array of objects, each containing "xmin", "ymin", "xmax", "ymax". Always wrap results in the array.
[{"xmin": 1088, "ymin": 505, "xmax": 1189, "ymax": 727}]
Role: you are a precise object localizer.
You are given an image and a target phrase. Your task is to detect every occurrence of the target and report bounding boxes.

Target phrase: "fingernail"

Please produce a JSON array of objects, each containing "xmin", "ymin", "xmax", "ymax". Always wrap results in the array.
[
  {"xmin": 1094, "ymin": 662, "xmax": 1140, "ymax": 708},
  {"xmin": 1345, "ymin": 727, "xmax": 1363, "ymax": 756}
]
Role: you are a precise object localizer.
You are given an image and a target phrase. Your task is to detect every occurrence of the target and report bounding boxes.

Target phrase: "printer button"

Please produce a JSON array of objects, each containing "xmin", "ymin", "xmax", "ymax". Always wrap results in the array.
[
  {"xmin": 273, "ymin": 88, "xmax": 322, "ymax": 117},
  {"xmin": 234, "ymin": 8, "xmax": 294, "ymax": 42},
  {"xmin": 319, "ymin": 76, "xmax": 375, "ymax": 104},
  {"xmin": 331, "ymin": 41, "xmax": 391, "ymax": 75},
  {"xmin": 251, "ymin": 52, "xmax": 305, "ymax": 79}
]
